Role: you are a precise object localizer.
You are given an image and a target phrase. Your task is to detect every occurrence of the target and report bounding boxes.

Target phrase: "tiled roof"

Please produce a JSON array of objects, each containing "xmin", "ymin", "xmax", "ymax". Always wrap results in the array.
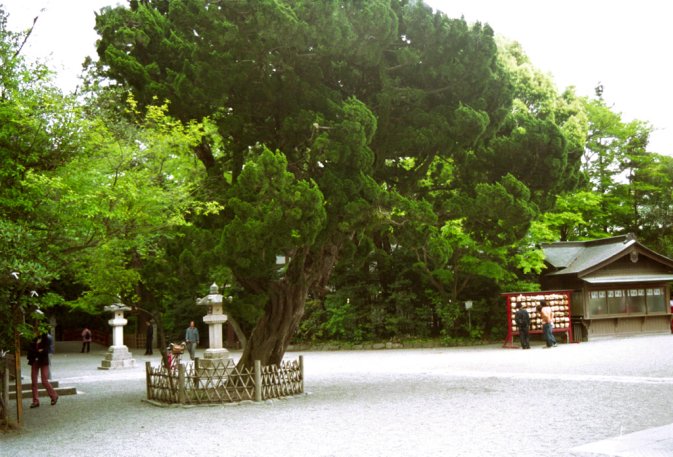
[{"xmin": 541, "ymin": 234, "xmax": 636, "ymax": 276}]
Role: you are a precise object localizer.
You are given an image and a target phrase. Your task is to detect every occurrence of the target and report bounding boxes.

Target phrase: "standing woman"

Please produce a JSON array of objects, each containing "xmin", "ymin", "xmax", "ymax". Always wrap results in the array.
[
  {"xmin": 81, "ymin": 327, "xmax": 92, "ymax": 353},
  {"xmin": 27, "ymin": 328, "xmax": 58, "ymax": 408}
]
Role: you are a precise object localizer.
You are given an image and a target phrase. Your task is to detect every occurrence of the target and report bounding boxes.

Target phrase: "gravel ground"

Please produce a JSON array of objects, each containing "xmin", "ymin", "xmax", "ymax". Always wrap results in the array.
[{"xmin": 3, "ymin": 335, "xmax": 673, "ymax": 457}]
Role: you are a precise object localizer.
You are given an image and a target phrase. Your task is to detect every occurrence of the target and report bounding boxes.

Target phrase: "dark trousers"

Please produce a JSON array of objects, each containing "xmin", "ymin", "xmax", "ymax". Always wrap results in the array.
[
  {"xmin": 81, "ymin": 341, "xmax": 90, "ymax": 353},
  {"xmin": 543, "ymin": 323, "xmax": 557, "ymax": 347},
  {"xmin": 519, "ymin": 327, "xmax": 530, "ymax": 349}
]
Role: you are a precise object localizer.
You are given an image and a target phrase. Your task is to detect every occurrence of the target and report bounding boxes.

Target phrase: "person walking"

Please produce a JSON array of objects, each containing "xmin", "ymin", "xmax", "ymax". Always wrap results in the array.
[
  {"xmin": 538, "ymin": 300, "xmax": 558, "ymax": 348},
  {"xmin": 514, "ymin": 303, "xmax": 531, "ymax": 349},
  {"xmin": 185, "ymin": 321, "xmax": 199, "ymax": 360},
  {"xmin": 27, "ymin": 328, "xmax": 59, "ymax": 408},
  {"xmin": 144, "ymin": 320, "xmax": 154, "ymax": 355},
  {"xmin": 81, "ymin": 327, "xmax": 92, "ymax": 353}
]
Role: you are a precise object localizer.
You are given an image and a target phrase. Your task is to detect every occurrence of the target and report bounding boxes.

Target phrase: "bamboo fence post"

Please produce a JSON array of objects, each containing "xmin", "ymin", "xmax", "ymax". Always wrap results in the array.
[
  {"xmin": 145, "ymin": 362, "xmax": 152, "ymax": 400},
  {"xmin": 194, "ymin": 357, "xmax": 200, "ymax": 389},
  {"xmin": 178, "ymin": 363, "xmax": 186, "ymax": 404},
  {"xmin": 254, "ymin": 360, "xmax": 262, "ymax": 402},
  {"xmin": 299, "ymin": 355, "xmax": 304, "ymax": 393}
]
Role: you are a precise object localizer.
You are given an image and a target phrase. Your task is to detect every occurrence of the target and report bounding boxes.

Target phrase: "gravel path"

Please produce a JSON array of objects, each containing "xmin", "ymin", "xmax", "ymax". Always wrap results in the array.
[{"xmin": 4, "ymin": 335, "xmax": 673, "ymax": 456}]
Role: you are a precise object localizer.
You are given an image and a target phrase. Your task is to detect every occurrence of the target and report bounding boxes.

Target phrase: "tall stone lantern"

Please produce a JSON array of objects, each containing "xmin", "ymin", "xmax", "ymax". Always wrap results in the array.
[
  {"xmin": 196, "ymin": 283, "xmax": 232, "ymax": 368},
  {"xmin": 98, "ymin": 302, "xmax": 136, "ymax": 370}
]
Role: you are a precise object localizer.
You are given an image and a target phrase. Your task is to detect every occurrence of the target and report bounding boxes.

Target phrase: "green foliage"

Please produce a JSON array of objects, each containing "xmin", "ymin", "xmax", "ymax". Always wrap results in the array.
[
  {"xmin": 5, "ymin": 1, "xmax": 673, "ymax": 357},
  {"xmin": 632, "ymin": 154, "xmax": 673, "ymax": 254},
  {"xmin": 0, "ymin": 3, "xmax": 219, "ymax": 350},
  {"xmin": 481, "ymin": 40, "xmax": 585, "ymax": 210},
  {"xmin": 323, "ymin": 295, "xmax": 357, "ymax": 341},
  {"xmin": 539, "ymin": 191, "xmax": 606, "ymax": 241},
  {"xmin": 0, "ymin": 10, "xmax": 82, "ymax": 348},
  {"xmin": 220, "ymin": 147, "xmax": 326, "ymax": 281}
]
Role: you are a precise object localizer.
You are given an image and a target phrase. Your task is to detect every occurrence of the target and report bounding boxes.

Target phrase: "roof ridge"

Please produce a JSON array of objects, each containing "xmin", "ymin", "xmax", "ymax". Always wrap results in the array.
[{"xmin": 540, "ymin": 233, "xmax": 634, "ymax": 248}]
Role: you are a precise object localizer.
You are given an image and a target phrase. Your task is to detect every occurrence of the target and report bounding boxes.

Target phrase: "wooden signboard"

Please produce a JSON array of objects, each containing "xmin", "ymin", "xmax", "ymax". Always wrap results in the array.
[{"xmin": 502, "ymin": 290, "xmax": 574, "ymax": 348}]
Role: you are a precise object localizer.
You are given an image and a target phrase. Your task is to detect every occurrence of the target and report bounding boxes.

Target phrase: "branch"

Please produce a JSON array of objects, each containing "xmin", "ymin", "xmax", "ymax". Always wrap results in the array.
[{"xmin": 13, "ymin": 14, "xmax": 40, "ymax": 59}]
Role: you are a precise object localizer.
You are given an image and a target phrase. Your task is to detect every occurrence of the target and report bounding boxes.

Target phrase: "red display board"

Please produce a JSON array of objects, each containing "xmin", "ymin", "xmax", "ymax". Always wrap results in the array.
[{"xmin": 502, "ymin": 290, "xmax": 574, "ymax": 348}]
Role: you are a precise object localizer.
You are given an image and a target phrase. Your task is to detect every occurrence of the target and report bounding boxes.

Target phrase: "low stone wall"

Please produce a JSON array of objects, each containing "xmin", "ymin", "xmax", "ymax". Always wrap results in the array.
[{"xmin": 287, "ymin": 341, "xmax": 438, "ymax": 351}]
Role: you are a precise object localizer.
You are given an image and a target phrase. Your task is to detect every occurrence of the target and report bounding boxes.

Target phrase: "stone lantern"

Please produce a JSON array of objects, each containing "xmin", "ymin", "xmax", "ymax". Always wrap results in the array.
[
  {"xmin": 196, "ymin": 283, "xmax": 232, "ymax": 368},
  {"xmin": 98, "ymin": 302, "xmax": 136, "ymax": 370}
]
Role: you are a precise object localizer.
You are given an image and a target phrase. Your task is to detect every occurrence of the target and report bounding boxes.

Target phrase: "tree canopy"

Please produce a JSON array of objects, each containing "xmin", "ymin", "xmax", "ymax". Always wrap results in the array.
[{"xmin": 2, "ymin": 1, "xmax": 672, "ymax": 367}]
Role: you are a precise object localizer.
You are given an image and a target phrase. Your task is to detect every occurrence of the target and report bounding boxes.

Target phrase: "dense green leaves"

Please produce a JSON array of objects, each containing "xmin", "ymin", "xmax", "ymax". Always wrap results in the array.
[
  {"xmin": 0, "ymin": 9, "xmax": 83, "ymax": 348},
  {"xmin": 220, "ymin": 147, "xmax": 326, "ymax": 282},
  {"xmin": 3, "ymin": 1, "xmax": 673, "ymax": 358}
]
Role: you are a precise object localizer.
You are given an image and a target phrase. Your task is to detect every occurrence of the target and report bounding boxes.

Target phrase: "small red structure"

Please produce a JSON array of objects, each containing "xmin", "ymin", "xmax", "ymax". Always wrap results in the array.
[{"xmin": 502, "ymin": 290, "xmax": 574, "ymax": 348}]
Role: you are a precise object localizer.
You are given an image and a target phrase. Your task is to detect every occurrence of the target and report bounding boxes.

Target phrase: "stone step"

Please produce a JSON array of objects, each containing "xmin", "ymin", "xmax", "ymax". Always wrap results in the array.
[
  {"xmin": 9, "ymin": 380, "xmax": 61, "ymax": 391},
  {"xmin": 9, "ymin": 385, "xmax": 77, "ymax": 400}
]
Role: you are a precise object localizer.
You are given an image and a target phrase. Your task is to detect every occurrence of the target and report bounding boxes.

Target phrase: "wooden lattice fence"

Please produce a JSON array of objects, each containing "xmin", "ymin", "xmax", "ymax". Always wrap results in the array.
[{"xmin": 146, "ymin": 356, "xmax": 304, "ymax": 405}]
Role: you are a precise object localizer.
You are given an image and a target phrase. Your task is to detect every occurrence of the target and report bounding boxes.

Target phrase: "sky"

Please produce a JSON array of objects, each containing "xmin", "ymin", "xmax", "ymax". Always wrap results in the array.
[{"xmin": 2, "ymin": 0, "xmax": 671, "ymax": 155}]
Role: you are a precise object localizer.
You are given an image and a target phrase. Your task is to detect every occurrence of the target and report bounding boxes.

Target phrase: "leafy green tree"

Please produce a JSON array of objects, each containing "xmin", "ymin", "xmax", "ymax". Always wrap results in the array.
[
  {"xmin": 0, "ymin": 1, "xmax": 214, "ymax": 351},
  {"xmin": 93, "ymin": 0, "xmax": 515, "ymax": 364},
  {"xmin": 573, "ymin": 90, "xmax": 657, "ymax": 241},
  {"xmin": 479, "ymin": 40, "xmax": 585, "ymax": 210},
  {"xmin": 537, "ymin": 191, "xmax": 605, "ymax": 241},
  {"xmin": 0, "ymin": 7, "xmax": 83, "ymax": 349},
  {"xmin": 632, "ymin": 153, "xmax": 673, "ymax": 256}
]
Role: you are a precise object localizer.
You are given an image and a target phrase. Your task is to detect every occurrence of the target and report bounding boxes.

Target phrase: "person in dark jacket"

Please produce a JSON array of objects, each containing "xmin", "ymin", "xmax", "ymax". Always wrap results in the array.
[
  {"xmin": 27, "ymin": 329, "xmax": 59, "ymax": 408},
  {"xmin": 514, "ymin": 303, "xmax": 531, "ymax": 349},
  {"xmin": 144, "ymin": 320, "xmax": 154, "ymax": 355}
]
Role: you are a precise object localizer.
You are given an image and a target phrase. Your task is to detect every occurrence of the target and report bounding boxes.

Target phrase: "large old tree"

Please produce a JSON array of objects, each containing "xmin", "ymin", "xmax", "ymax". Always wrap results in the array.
[{"xmin": 94, "ymin": 0, "xmax": 512, "ymax": 366}]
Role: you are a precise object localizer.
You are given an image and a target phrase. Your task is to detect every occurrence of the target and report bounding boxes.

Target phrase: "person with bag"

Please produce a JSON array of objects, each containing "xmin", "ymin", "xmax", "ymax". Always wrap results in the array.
[{"xmin": 27, "ymin": 328, "xmax": 59, "ymax": 408}]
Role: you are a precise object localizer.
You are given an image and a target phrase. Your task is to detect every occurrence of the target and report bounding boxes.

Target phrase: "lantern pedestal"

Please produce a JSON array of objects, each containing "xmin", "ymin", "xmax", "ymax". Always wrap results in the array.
[
  {"xmin": 98, "ymin": 303, "xmax": 136, "ymax": 370},
  {"xmin": 196, "ymin": 284, "xmax": 233, "ymax": 373},
  {"xmin": 99, "ymin": 346, "xmax": 136, "ymax": 370}
]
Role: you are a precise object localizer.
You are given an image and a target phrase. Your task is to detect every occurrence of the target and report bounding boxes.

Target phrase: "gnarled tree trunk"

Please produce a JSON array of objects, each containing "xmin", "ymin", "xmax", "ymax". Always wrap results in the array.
[
  {"xmin": 237, "ymin": 243, "xmax": 339, "ymax": 369},
  {"xmin": 237, "ymin": 281, "xmax": 307, "ymax": 368}
]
